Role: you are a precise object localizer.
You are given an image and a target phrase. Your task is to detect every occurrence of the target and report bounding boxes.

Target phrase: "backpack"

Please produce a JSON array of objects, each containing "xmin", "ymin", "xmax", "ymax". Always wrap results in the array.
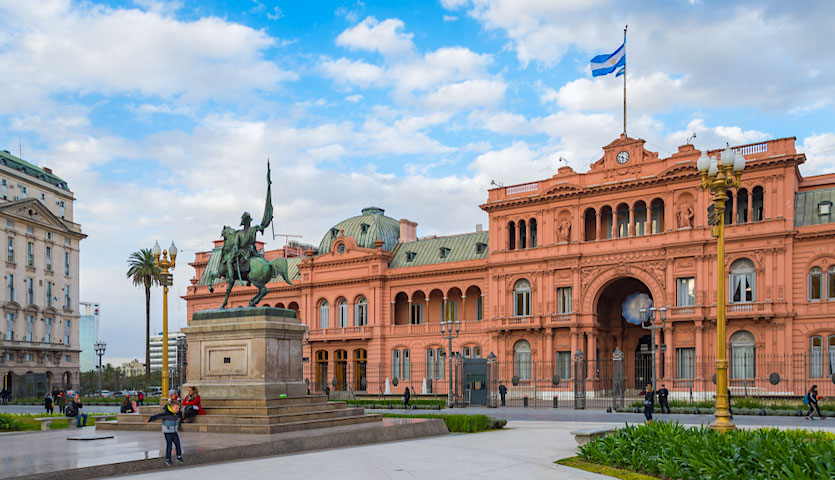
[
  {"xmin": 803, "ymin": 394, "xmax": 809, "ymax": 405},
  {"xmin": 65, "ymin": 402, "xmax": 78, "ymax": 417}
]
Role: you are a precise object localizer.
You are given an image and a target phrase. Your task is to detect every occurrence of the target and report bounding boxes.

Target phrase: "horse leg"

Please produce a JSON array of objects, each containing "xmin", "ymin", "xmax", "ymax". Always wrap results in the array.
[
  {"xmin": 248, "ymin": 281, "xmax": 267, "ymax": 307},
  {"xmin": 220, "ymin": 280, "xmax": 234, "ymax": 308}
]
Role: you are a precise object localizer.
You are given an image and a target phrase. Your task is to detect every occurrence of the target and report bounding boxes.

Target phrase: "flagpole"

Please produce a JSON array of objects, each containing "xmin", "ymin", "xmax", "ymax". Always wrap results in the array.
[{"xmin": 623, "ymin": 24, "xmax": 627, "ymax": 136}]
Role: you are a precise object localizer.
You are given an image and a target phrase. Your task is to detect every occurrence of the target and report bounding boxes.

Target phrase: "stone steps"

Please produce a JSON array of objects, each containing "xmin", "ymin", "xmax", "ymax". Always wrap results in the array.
[
  {"xmin": 96, "ymin": 413, "xmax": 381, "ymax": 434},
  {"xmin": 137, "ymin": 401, "xmax": 346, "ymax": 416},
  {"xmin": 116, "ymin": 407, "xmax": 366, "ymax": 425}
]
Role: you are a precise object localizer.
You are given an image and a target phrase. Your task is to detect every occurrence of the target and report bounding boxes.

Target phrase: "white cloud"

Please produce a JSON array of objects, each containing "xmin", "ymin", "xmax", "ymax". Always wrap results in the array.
[
  {"xmin": 664, "ymin": 118, "xmax": 769, "ymax": 155},
  {"xmin": 468, "ymin": 110, "xmax": 530, "ymax": 135},
  {"xmin": 320, "ymin": 58, "xmax": 386, "ymax": 88},
  {"xmin": 336, "ymin": 16, "xmax": 414, "ymax": 57},
  {"xmin": 800, "ymin": 133, "xmax": 835, "ymax": 176},
  {"xmin": 345, "ymin": 94, "xmax": 364, "ymax": 103},
  {"xmin": 423, "ymin": 79, "xmax": 506, "ymax": 111}
]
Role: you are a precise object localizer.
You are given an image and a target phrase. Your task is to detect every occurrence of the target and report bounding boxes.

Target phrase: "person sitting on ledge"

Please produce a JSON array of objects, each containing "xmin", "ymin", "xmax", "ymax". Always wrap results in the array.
[{"xmin": 181, "ymin": 386, "xmax": 205, "ymax": 423}]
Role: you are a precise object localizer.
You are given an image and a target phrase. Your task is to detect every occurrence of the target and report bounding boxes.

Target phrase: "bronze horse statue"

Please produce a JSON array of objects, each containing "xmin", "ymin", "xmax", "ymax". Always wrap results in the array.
[{"xmin": 207, "ymin": 225, "xmax": 293, "ymax": 308}]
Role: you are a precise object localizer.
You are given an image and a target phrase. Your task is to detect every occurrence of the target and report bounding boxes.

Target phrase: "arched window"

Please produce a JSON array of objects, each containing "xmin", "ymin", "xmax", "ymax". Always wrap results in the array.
[
  {"xmin": 354, "ymin": 297, "xmax": 367, "ymax": 326},
  {"xmin": 507, "ymin": 222, "xmax": 516, "ymax": 250},
  {"xmin": 514, "ymin": 340, "xmax": 531, "ymax": 381},
  {"xmin": 828, "ymin": 266, "xmax": 835, "ymax": 300},
  {"xmin": 600, "ymin": 206, "xmax": 613, "ymax": 239},
  {"xmin": 809, "ymin": 267, "xmax": 823, "ymax": 301},
  {"xmin": 730, "ymin": 330, "xmax": 755, "ymax": 379},
  {"xmin": 650, "ymin": 199, "xmax": 664, "ymax": 233},
  {"xmin": 811, "ymin": 336, "xmax": 823, "ymax": 378},
  {"xmin": 616, "ymin": 203, "xmax": 629, "ymax": 238},
  {"xmin": 337, "ymin": 299, "xmax": 348, "ymax": 327},
  {"xmin": 737, "ymin": 188, "xmax": 749, "ymax": 223},
  {"xmin": 633, "ymin": 201, "xmax": 647, "ymax": 236},
  {"xmin": 513, "ymin": 279, "xmax": 531, "ymax": 317},
  {"xmin": 729, "ymin": 259, "xmax": 755, "ymax": 303},
  {"xmin": 724, "ymin": 191, "xmax": 734, "ymax": 225},
  {"xmin": 529, "ymin": 218, "xmax": 537, "ymax": 248},
  {"xmin": 519, "ymin": 220, "xmax": 527, "ymax": 249},
  {"xmin": 318, "ymin": 300, "xmax": 329, "ymax": 329},
  {"xmin": 583, "ymin": 208, "xmax": 597, "ymax": 241},
  {"xmin": 752, "ymin": 186, "xmax": 764, "ymax": 221}
]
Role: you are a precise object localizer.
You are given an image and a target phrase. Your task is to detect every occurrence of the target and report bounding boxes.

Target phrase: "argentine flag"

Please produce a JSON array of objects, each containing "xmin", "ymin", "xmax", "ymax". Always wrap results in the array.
[{"xmin": 590, "ymin": 42, "xmax": 625, "ymax": 77}]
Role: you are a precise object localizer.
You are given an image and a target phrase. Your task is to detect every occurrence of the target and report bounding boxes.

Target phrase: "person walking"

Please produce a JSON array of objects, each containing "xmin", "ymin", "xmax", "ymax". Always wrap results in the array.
[
  {"xmin": 56, "ymin": 391, "xmax": 66, "ymax": 414},
  {"xmin": 403, "ymin": 386, "xmax": 411, "ymax": 409},
  {"xmin": 657, "ymin": 384, "xmax": 670, "ymax": 414},
  {"xmin": 499, "ymin": 383, "xmax": 507, "ymax": 406},
  {"xmin": 805, "ymin": 385, "xmax": 824, "ymax": 420},
  {"xmin": 137, "ymin": 391, "xmax": 144, "ymax": 406},
  {"xmin": 0, "ymin": 388, "xmax": 7, "ymax": 405},
  {"xmin": 66, "ymin": 394, "xmax": 88, "ymax": 427},
  {"xmin": 639, "ymin": 383, "xmax": 655, "ymax": 423},
  {"xmin": 181, "ymin": 386, "xmax": 205, "ymax": 423},
  {"xmin": 146, "ymin": 400, "xmax": 184, "ymax": 466},
  {"xmin": 44, "ymin": 392, "xmax": 54, "ymax": 415}
]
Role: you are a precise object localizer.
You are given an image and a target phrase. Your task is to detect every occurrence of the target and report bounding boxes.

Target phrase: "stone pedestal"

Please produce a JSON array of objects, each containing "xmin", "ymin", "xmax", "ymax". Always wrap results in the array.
[{"xmin": 182, "ymin": 307, "xmax": 307, "ymax": 399}]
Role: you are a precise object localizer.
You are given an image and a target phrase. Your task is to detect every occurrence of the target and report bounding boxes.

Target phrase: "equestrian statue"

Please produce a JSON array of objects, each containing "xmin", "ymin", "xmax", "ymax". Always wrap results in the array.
[{"xmin": 207, "ymin": 162, "xmax": 293, "ymax": 308}]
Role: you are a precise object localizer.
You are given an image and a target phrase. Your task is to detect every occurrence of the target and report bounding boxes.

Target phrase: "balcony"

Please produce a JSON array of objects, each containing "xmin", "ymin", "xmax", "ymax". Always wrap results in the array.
[
  {"xmin": 544, "ymin": 313, "xmax": 577, "ymax": 326},
  {"xmin": 0, "ymin": 339, "xmax": 72, "ymax": 351},
  {"xmin": 309, "ymin": 325, "xmax": 373, "ymax": 342},
  {"xmin": 492, "ymin": 315, "xmax": 543, "ymax": 331},
  {"xmin": 387, "ymin": 320, "xmax": 485, "ymax": 337}
]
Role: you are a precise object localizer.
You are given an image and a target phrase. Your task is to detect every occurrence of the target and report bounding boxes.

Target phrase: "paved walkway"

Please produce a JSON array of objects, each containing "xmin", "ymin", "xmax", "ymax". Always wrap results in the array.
[
  {"xmin": 0, "ymin": 404, "xmax": 121, "ymax": 415},
  {"xmin": 115, "ymin": 420, "xmax": 612, "ymax": 480}
]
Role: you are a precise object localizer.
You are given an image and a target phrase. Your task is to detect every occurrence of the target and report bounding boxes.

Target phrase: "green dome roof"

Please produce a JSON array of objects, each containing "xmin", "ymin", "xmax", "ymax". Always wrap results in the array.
[{"xmin": 318, "ymin": 207, "xmax": 400, "ymax": 253}]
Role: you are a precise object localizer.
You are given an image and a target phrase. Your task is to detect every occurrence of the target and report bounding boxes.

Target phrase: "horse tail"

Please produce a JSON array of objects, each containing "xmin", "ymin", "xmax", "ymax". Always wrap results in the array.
[{"xmin": 270, "ymin": 257, "xmax": 293, "ymax": 285}]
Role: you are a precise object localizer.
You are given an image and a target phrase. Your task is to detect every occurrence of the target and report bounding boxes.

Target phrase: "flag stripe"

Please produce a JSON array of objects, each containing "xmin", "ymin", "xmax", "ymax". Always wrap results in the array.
[
  {"xmin": 590, "ymin": 41, "xmax": 626, "ymax": 77},
  {"xmin": 591, "ymin": 55, "xmax": 625, "ymax": 77}
]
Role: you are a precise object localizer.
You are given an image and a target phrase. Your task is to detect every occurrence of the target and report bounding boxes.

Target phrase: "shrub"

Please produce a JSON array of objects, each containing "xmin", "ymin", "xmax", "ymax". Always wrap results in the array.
[
  {"xmin": 0, "ymin": 413, "xmax": 22, "ymax": 431},
  {"xmin": 381, "ymin": 413, "xmax": 506, "ymax": 433},
  {"xmin": 579, "ymin": 422, "xmax": 835, "ymax": 480}
]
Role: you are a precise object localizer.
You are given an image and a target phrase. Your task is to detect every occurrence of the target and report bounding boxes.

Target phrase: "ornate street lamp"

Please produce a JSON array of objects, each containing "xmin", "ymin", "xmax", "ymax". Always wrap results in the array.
[
  {"xmin": 639, "ymin": 307, "xmax": 666, "ymax": 391},
  {"xmin": 440, "ymin": 317, "xmax": 460, "ymax": 408},
  {"xmin": 94, "ymin": 340, "xmax": 106, "ymax": 395},
  {"xmin": 697, "ymin": 145, "xmax": 745, "ymax": 432},
  {"xmin": 153, "ymin": 240, "xmax": 177, "ymax": 402}
]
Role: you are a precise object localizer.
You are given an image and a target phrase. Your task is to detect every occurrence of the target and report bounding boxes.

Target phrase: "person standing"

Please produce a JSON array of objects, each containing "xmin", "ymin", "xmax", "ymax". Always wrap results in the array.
[
  {"xmin": 499, "ymin": 383, "xmax": 507, "ymax": 406},
  {"xmin": 640, "ymin": 384, "xmax": 655, "ymax": 423},
  {"xmin": 138, "ymin": 391, "xmax": 144, "ymax": 406},
  {"xmin": 66, "ymin": 394, "xmax": 88, "ymax": 427},
  {"xmin": 146, "ymin": 400, "xmax": 184, "ymax": 466},
  {"xmin": 657, "ymin": 384, "xmax": 670, "ymax": 414},
  {"xmin": 403, "ymin": 386, "xmax": 411, "ymax": 409},
  {"xmin": 44, "ymin": 392, "xmax": 54, "ymax": 415},
  {"xmin": 56, "ymin": 391, "xmax": 66, "ymax": 414},
  {"xmin": 805, "ymin": 385, "xmax": 824, "ymax": 420}
]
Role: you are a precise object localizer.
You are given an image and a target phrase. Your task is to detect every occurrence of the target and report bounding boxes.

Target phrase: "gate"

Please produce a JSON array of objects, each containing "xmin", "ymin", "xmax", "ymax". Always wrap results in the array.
[{"xmin": 463, "ymin": 358, "xmax": 488, "ymax": 405}]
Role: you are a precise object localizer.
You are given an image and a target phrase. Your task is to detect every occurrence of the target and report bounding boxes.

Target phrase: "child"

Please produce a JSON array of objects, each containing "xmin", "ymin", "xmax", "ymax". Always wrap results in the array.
[{"xmin": 146, "ymin": 400, "xmax": 184, "ymax": 466}]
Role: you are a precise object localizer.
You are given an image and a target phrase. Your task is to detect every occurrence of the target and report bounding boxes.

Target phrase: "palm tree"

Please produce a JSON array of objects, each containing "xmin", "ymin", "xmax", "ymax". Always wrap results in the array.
[{"xmin": 126, "ymin": 249, "xmax": 160, "ymax": 380}]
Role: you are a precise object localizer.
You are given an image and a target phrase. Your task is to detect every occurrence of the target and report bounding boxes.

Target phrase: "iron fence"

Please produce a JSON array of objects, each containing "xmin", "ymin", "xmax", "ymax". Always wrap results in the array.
[{"xmin": 302, "ymin": 352, "xmax": 835, "ymax": 408}]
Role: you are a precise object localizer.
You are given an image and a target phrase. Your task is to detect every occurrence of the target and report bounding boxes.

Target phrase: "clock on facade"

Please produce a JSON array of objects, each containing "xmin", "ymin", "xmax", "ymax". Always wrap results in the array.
[
  {"xmin": 337, "ymin": 243, "xmax": 346, "ymax": 254},
  {"xmin": 616, "ymin": 151, "xmax": 630, "ymax": 164}
]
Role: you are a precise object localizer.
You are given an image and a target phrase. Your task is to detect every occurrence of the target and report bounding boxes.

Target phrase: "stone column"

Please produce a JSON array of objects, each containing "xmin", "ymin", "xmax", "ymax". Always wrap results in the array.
[
  {"xmin": 408, "ymin": 299, "xmax": 413, "ymax": 325},
  {"xmin": 461, "ymin": 295, "xmax": 467, "ymax": 322}
]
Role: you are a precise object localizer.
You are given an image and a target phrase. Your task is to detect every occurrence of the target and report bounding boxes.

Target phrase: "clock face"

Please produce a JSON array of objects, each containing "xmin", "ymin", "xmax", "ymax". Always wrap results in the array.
[
  {"xmin": 337, "ymin": 243, "xmax": 346, "ymax": 254},
  {"xmin": 616, "ymin": 151, "xmax": 629, "ymax": 164}
]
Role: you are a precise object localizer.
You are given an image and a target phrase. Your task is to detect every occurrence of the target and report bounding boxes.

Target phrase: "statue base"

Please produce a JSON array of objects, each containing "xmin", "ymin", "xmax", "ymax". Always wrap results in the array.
[{"xmin": 183, "ymin": 307, "xmax": 307, "ymax": 399}]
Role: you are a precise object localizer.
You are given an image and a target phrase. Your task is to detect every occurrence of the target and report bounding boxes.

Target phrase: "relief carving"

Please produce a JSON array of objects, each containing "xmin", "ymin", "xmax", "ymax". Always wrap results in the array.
[{"xmin": 676, "ymin": 202, "xmax": 695, "ymax": 229}]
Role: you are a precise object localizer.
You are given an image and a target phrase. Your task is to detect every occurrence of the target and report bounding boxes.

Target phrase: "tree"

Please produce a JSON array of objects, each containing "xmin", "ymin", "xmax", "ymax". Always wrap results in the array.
[{"xmin": 126, "ymin": 249, "xmax": 160, "ymax": 380}]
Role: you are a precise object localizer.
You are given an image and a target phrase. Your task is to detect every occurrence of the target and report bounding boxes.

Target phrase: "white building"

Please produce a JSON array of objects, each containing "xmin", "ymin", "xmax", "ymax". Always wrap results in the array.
[
  {"xmin": 149, "ymin": 331, "xmax": 185, "ymax": 372},
  {"xmin": 0, "ymin": 149, "xmax": 86, "ymax": 397}
]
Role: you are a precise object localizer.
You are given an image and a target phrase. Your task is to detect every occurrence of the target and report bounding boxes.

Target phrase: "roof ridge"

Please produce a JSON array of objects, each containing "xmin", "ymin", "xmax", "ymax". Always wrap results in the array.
[{"xmin": 0, "ymin": 149, "xmax": 69, "ymax": 190}]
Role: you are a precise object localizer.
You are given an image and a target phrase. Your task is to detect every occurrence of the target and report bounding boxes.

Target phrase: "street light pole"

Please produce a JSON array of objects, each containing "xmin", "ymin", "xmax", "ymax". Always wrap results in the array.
[
  {"xmin": 94, "ymin": 341, "xmax": 106, "ymax": 395},
  {"xmin": 153, "ymin": 240, "xmax": 177, "ymax": 403},
  {"xmin": 440, "ymin": 317, "xmax": 460, "ymax": 408},
  {"xmin": 697, "ymin": 145, "xmax": 745, "ymax": 433},
  {"xmin": 639, "ymin": 307, "xmax": 666, "ymax": 391}
]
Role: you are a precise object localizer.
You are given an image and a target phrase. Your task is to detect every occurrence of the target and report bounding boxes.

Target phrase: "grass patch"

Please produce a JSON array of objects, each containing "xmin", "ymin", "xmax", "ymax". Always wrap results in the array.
[
  {"xmin": 347, "ymin": 399, "xmax": 445, "ymax": 409},
  {"xmin": 556, "ymin": 457, "xmax": 661, "ymax": 480},
  {"xmin": 381, "ymin": 413, "xmax": 506, "ymax": 433},
  {"xmin": 579, "ymin": 421, "xmax": 835, "ymax": 480},
  {"xmin": 0, "ymin": 413, "xmax": 110, "ymax": 432}
]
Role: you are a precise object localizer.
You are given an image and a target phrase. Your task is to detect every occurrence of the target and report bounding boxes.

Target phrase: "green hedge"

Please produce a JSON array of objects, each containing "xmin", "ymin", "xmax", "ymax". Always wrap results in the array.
[
  {"xmin": 382, "ymin": 413, "xmax": 506, "ymax": 433},
  {"xmin": 11, "ymin": 396, "xmax": 160, "ymax": 405},
  {"xmin": 347, "ymin": 399, "xmax": 445, "ymax": 409},
  {"xmin": 628, "ymin": 398, "xmax": 835, "ymax": 411},
  {"xmin": 579, "ymin": 422, "xmax": 835, "ymax": 480}
]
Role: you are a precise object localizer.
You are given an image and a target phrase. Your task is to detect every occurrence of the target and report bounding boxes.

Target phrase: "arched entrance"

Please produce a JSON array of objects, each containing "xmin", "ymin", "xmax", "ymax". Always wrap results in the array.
[
  {"xmin": 594, "ymin": 276, "xmax": 656, "ymax": 388},
  {"xmin": 315, "ymin": 351, "xmax": 328, "ymax": 392},
  {"xmin": 353, "ymin": 349, "xmax": 367, "ymax": 391},
  {"xmin": 334, "ymin": 350, "xmax": 347, "ymax": 391}
]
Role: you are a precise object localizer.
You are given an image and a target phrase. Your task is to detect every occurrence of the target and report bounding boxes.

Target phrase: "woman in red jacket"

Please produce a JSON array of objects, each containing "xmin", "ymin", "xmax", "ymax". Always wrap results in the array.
[{"xmin": 181, "ymin": 386, "xmax": 205, "ymax": 423}]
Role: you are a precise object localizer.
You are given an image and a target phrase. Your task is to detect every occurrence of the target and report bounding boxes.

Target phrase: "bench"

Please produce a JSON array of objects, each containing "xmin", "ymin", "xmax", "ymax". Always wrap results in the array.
[
  {"xmin": 34, "ymin": 417, "xmax": 79, "ymax": 430},
  {"xmin": 91, "ymin": 414, "xmax": 118, "ymax": 422},
  {"xmin": 570, "ymin": 427, "xmax": 617, "ymax": 446}
]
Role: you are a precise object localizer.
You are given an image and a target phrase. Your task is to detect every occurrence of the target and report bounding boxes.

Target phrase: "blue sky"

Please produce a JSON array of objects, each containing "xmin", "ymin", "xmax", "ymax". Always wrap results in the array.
[{"xmin": 1, "ymin": 0, "xmax": 834, "ymax": 364}]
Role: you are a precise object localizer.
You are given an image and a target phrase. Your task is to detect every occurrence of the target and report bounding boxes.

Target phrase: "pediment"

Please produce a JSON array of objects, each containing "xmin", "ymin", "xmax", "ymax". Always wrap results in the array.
[
  {"xmin": 544, "ymin": 183, "xmax": 582, "ymax": 195},
  {"xmin": 659, "ymin": 161, "xmax": 697, "ymax": 178},
  {"xmin": 0, "ymin": 198, "xmax": 75, "ymax": 234}
]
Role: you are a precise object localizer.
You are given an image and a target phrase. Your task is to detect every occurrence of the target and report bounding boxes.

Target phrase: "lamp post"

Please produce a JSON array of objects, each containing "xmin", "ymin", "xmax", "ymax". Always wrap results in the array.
[
  {"xmin": 639, "ymin": 307, "xmax": 666, "ymax": 391},
  {"xmin": 94, "ymin": 340, "xmax": 106, "ymax": 395},
  {"xmin": 697, "ymin": 145, "xmax": 745, "ymax": 433},
  {"xmin": 440, "ymin": 318, "xmax": 460, "ymax": 408},
  {"xmin": 153, "ymin": 240, "xmax": 177, "ymax": 403}
]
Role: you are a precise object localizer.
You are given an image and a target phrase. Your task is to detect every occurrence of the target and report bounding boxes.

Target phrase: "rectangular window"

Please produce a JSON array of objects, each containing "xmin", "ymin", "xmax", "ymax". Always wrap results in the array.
[
  {"xmin": 676, "ymin": 277, "xmax": 695, "ymax": 306},
  {"xmin": 59, "ymin": 201, "xmax": 65, "ymax": 218},
  {"xmin": 677, "ymin": 348, "xmax": 696, "ymax": 379},
  {"xmin": 41, "ymin": 193, "xmax": 46, "ymax": 201},
  {"xmin": 64, "ymin": 286, "xmax": 71, "ymax": 310},
  {"xmin": 26, "ymin": 353, "xmax": 33, "ymax": 362},
  {"xmin": 46, "ymin": 282, "xmax": 52, "ymax": 307},
  {"xmin": 426, "ymin": 348, "xmax": 445, "ymax": 380},
  {"xmin": 6, "ymin": 219, "xmax": 13, "ymax": 229},
  {"xmin": 20, "ymin": 186, "xmax": 27, "ymax": 198},
  {"xmin": 319, "ymin": 303, "xmax": 329, "ymax": 329},
  {"xmin": 7, "ymin": 236, "xmax": 13, "ymax": 262},
  {"xmin": 45, "ymin": 246, "xmax": 52, "ymax": 270},
  {"xmin": 64, "ymin": 320, "xmax": 71, "ymax": 345},
  {"xmin": 445, "ymin": 301, "xmax": 458, "ymax": 322},
  {"xmin": 1, "ymin": 181, "xmax": 6, "ymax": 199},
  {"xmin": 5, "ymin": 313, "xmax": 14, "ymax": 341},
  {"xmin": 392, "ymin": 350, "xmax": 400, "ymax": 381},
  {"xmin": 26, "ymin": 226, "xmax": 33, "ymax": 235},
  {"xmin": 26, "ymin": 315, "xmax": 34, "ymax": 342},
  {"xmin": 829, "ymin": 269, "xmax": 835, "ymax": 300},
  {"xmin": 26, "ymin": 277, "xmax": 34, "ymax": 304},
  {"xmin": 45, "ymin": 318, "xmax": 53, "ymax": 343},
  {"xmin": 6, "ymin": 274, "xmax": 14, "ymax": 302},
  {"xmin": 557, "ymin": 351, "xmax": 571, "ymax": 379},
  {"xmin": 64, "ymin": 355, "xmax": 70, "ymax": 362},
  {"xmin": 410, "ymin": 302, "xmax": 423, "ymax": 324},
  {"xmin": 811, "ymin": 337, "xmax": 823, "ymax": 378},
  {"xmin": 46, "ymin": 232, "xmax": 52, "ymax": 240},
  {"xmin": 64, "ymin": 251, "xmax": 70, "ymax": 275},
  {"xmin": 557, "ymin": 287, "xmax": 572, "ymax": 314},
  {"xmin": 514, "ymin": 290, "xmax": 531, "ymax": 316},
  {"xmin": 27, "ymin": 242, "xmax": 33, "ymax": 267},
  {"xmin": 402, "ymin": 349, "xmax": 410, "ymax": 380}
]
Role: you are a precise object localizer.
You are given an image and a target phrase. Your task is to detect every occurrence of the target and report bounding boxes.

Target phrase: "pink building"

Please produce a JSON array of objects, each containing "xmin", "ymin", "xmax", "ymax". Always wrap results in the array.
[{"xmin": 184, "ymin": 135, "xmax": 835, "ymax": 405}]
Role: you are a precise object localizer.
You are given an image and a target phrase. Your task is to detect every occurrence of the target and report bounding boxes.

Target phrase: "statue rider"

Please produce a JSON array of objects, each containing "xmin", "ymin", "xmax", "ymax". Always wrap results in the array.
[{"xmin": 224, "ymin": 211, "xmax": 268, "ymax": 283}]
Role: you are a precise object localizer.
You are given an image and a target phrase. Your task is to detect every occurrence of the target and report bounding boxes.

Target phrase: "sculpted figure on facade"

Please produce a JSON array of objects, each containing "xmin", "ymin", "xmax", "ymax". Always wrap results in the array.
[
  {"xmin": 677, "ymin": 202, "xmax": 695, "ymax": 229},
  {"xmin": 557, "ymin": 217, "xmax": 571, "ymax": 242}
]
